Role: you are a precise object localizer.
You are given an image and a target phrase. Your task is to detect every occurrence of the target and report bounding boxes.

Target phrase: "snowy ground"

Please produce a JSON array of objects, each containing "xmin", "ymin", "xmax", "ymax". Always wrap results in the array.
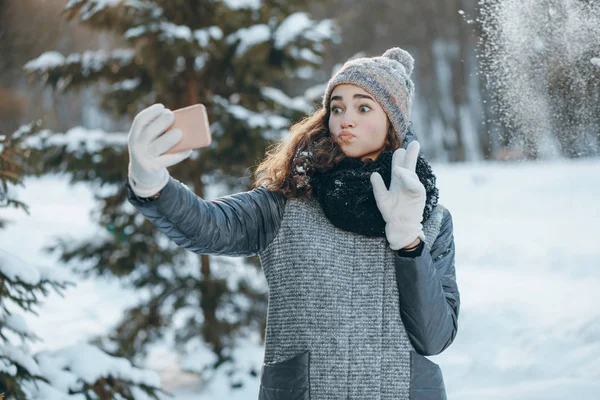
[{"xmin": 1, "ymin": 158, "xmax": 599, "ymax": 399}]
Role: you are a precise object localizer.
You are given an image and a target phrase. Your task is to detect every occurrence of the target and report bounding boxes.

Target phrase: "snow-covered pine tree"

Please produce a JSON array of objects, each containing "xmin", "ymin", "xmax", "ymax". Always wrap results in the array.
[
  {"xmin": 0, "ymin": 124, "xmax": 164, "ymax": 399},
  {"xmin": 24, "ymin": 0, "xmax": 339, "ymax": 389}
]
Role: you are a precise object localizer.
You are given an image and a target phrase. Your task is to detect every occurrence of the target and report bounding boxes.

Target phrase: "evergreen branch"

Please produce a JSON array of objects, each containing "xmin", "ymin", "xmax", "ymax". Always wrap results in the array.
[
  {"xmin": 0, "ymin": 199, "xmax": 29, "ymax": 215},
  {"xmin": 0, "ymin": 273, "xmax": 74, "ymax": 317},
  {"xmin": 0, "ymin": 354, "xmax": 47, "ymax": 400},
  {"xmin": 0, "ymin": 312, "xmax": 43, "ymax": 344},
  {"xmin": 63, "ymin": 0, "xmax": 154, "ymax": 32},
  {"xmin": 70, "ymin": 375, "xmax": 166, "ymax": 400},
  {"xmin": 23, "ymin": 49, "xmax": 141, "ymax": 92}
]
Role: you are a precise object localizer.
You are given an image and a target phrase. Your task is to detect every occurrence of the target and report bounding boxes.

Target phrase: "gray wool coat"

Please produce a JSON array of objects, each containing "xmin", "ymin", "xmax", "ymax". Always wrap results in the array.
[{"xmin": 127, "ymin": 176, "xmax": 460, "ymax": 400}]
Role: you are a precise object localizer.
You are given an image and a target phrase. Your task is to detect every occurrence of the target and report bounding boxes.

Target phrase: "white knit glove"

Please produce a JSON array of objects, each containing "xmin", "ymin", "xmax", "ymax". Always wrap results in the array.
[
  {"xmin": 127, "ymin": 104, "xmax": 192, "ymax": 198},
  {"xmin": 370, "ymin": 141, "xmax": 426, "ymax": 250}
]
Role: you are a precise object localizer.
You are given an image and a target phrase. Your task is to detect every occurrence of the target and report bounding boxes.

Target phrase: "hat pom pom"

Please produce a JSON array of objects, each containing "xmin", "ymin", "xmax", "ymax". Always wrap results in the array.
[{"xmin": 382, "ymin": 47, "xmax": 414, "ymax": 76}]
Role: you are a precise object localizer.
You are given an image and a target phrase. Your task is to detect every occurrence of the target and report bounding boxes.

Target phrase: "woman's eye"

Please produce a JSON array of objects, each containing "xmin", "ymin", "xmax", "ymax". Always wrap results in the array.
[
  {"xmin": 359, "ymin": 105, "xmax": 371, "ymax": 113},
  {"xmin": 331, "ymin": 106, "xmax": 342, "ymax": 114}
]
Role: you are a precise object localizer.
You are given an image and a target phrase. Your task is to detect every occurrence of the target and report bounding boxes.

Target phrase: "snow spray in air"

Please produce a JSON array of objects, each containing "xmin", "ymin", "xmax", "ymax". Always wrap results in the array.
[{"xmin": 477, "ymin": 0, "xmax": 600, "ymax": 158}]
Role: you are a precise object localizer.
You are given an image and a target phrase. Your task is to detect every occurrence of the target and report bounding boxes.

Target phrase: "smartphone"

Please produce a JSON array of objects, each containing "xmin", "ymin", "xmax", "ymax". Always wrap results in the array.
[{"xmin": 164, "ymin": 104, "xmax": 212, "ymax": 154}]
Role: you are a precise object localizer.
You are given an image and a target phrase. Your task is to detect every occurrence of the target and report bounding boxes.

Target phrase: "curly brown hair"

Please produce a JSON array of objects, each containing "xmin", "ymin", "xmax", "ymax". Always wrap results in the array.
[{"xmin": 252, "ymin": 107, "xmax": 403, "ymax": 198}]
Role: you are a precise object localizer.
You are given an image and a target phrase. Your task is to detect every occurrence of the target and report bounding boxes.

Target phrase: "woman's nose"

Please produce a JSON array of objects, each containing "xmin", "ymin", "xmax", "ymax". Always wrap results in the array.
[{"xmin": 341, "ymin": 112, "xmax": 355, "ymax": 128}]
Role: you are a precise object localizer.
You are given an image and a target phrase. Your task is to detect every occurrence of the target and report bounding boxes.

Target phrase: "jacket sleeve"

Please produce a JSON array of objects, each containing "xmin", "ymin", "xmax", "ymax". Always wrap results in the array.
[
  {"xmin": 126, "ymin": 176, "xmax": 286, "ymax": 257},
  {"xmin": 394, "ymin": 208, "xmax": 460, "ymax": 356}
]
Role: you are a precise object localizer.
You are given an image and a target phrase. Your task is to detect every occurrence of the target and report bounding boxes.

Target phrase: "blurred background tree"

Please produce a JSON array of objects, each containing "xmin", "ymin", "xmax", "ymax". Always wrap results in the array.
[{"xmin": 8, "ymin": 0, "xmax": 340, "ymax": 390}]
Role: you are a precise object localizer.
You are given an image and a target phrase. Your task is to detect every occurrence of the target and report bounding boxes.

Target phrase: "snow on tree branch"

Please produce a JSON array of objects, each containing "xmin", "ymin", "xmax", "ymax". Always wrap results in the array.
[
  {"xmin": 65, "ymin": 0, "xmax": 148, "ymax": 21},
  {"xmin": 213, "ymin": 96, "xmax": 290, "ymax": 139},
  {"xmin": 24, "ymin": 49, "xmax": 135, "ymax": 75},
  {"xmin": 124, "ymin": 21, "xmax": 223, "ymax": 49},
  {"xmin": 221, "ymin": 0, "xmax": 262, "ymax": 11},
  {"xmin": 274, "ymin": 13, "xmax": 338, "ymax": 49},
  {"xmin": 261, "ymin": 87, "xmax": 314, "ymax": 114},
  {"xmin": 226, "ymin": 24, "xmax": 271, "ymax": 57},
  {"xmin": 22, "ymin": 127, "xmax": 127, "ymax": 155}
]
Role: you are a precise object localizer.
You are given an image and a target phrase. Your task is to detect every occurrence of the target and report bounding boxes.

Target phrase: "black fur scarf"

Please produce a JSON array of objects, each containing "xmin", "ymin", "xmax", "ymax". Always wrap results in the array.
[{"xmin": 310, "ymin": 151, "xmax": 439, "ymax": 238}]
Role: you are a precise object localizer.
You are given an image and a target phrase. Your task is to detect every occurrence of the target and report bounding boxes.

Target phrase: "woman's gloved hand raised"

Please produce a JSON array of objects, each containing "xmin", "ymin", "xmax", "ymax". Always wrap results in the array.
[
  {"xmin": 127, "ymin": 104, "xmax": 192, "ymax": 198},
  {"xmin": 370, "ymin": 141, "xmax": 426, "ymax": 250}
]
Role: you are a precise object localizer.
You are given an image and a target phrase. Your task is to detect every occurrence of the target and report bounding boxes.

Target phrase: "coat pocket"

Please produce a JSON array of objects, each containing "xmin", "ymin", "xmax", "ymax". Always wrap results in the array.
[
  {"xmin": 410, "ymin": 350, "xmax": 447, "ymax": 400},
  {"xmin": 258, "ymin": 350, "xmax": 310, "ymax": 400}
]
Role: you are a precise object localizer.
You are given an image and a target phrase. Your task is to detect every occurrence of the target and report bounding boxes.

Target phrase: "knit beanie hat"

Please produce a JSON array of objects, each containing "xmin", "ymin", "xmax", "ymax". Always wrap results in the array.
[{"xmin": 322, "ymin": 47, "xmax": 415, "ymax": 141}]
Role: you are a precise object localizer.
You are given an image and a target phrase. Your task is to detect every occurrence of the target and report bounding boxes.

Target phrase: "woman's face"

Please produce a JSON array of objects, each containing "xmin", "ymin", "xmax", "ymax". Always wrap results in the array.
[{"xmin": 328, "ymin": 84, "xmax": 389, "ymax": 161}]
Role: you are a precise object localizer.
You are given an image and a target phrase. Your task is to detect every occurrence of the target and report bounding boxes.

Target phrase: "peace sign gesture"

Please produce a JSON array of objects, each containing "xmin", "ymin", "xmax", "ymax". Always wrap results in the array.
[{"xmin": 370, "ymin": 141, "xmax": 426, "ymax": 250}]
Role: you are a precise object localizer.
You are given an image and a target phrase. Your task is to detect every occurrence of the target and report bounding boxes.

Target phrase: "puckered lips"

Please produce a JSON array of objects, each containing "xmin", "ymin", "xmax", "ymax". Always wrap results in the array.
[{"xmin": 338, "ymin": 131, "xmax": 356, "ymax": 142}]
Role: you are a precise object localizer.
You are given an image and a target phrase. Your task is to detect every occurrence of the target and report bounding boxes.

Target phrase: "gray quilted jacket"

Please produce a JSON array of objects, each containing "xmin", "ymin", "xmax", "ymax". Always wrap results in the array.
[{"xmin": 127, "ymin": 178, "xmax": 460, "ymax": 400}]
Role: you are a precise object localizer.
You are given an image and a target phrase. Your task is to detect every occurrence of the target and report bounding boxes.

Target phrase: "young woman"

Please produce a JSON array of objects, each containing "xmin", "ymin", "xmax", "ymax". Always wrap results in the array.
[{"xmin": 126, "ymin": 47, "xmax": 460, "ymax": 400}]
